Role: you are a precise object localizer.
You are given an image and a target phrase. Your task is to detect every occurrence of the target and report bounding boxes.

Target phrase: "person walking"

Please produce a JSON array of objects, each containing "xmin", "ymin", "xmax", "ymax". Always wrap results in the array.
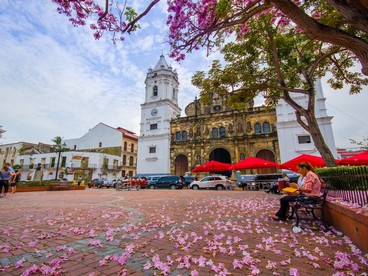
[
  {"xmin": 0, "ymin": 165, "xmax": 14, "ymax": 198},
  {"xmin": 10, "ymin": 169, "xmax": 21, "ymax": 194},
  {"xmin": 78, "ymin": 176, "xmax": 82, "ymax": 186}
]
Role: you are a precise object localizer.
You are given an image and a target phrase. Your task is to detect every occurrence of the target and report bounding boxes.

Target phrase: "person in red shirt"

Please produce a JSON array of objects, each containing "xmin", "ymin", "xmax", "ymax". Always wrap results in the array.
[{"xmin": 271, "ymin": 162, "xmax": 322, "ymax": 221}]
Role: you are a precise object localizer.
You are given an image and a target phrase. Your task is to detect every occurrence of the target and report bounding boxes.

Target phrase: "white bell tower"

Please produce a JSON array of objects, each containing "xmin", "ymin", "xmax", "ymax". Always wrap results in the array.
[{"xmin": 137, "ymin": 55, "xmax": 181, "ymax": 175}]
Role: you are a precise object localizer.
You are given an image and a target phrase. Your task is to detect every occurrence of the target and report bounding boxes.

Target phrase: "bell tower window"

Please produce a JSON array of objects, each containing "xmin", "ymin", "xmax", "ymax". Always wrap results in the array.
[{"xmin": 153, "ymin": 85, "xmax": 158, "ymax": 97}]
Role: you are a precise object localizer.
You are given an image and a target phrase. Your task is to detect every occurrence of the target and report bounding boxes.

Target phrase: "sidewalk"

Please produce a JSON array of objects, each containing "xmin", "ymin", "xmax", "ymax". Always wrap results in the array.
[{"xmin": 0, "ymin": 189, "xmax": 366, "ymax": 275}]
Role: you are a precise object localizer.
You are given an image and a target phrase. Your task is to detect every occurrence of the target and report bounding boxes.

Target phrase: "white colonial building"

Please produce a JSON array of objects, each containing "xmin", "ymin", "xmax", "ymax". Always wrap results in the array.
[
  {"xmin": 137, "ymin": 55, "xmax": 181, "ymax": 175},
  {"xmin": 15, "ymin": 151, "xmax": 121, "ymax": 182},
  {"xmin": 276, "ymin": 79, "xmax": 337, "ymax": 162},
  {"xmin": 13, "ymin": 122, "xmax": 138, "ymax": 182}
]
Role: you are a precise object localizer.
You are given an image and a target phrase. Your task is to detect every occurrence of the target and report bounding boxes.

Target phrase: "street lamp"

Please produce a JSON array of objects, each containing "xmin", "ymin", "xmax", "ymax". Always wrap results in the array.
[{"xmin": 55, "ymin": 142, "xmax": 67, "ymax": 180}]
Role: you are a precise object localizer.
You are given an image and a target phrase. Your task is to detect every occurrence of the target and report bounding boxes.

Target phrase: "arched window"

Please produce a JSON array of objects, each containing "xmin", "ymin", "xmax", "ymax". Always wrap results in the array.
[
  {"xmin": 153, "ymin": 85, "xmax": 158, "ymax": 96},
  {"xmin": 263, "ymin": 122, "xmax": 270, "ymax": 133},
  {"xmin": 131, "ymin": 143, "xmax": 134, "ymax": 153},
  {"xmin": 129, "ymin": 156, "xmax": 134, "ymax": 166},
  {"xmin": 196, "ymin": 127, "xmax": 201, "ymax": 136},
  {"xmin": 176, "ymin": 131, "xmax": 181, "ymax": 141},
  {"xmin": 124, "ymin": 141, "xmax": 127, "ymax": 151},
  {"xmin": 182, "ymin": 131, "xmax": 188, "ymax": 141},
  {"xmin": 255, "ymin": 123, "xmax": 262, "ymax": 134},
  {"xmin": 212, "ymin": 128, "xmax": 218, "ymax": 138},
  {"xmin": 219, "ymin": 127, "xmax": 226, "ymax": 137},
  {"xmin": 240, "ymin": 153, "xmax": 245, "ymax": 160},
  {"xmin": 123, "ymin": 155, "xmax": 127, "ymax": 165}
]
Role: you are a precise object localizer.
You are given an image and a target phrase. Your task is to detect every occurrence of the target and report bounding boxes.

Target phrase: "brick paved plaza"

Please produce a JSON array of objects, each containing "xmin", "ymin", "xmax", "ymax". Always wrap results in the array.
[{"xmin": 0, "ymin": 189, "xmax": 367, "ymax": 275}]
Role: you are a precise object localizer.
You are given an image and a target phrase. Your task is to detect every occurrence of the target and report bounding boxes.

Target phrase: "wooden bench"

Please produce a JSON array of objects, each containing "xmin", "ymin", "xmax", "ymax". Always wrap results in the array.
[{"xmin": 291, "ymin": 183, "xmax": 329, "ymax": 231}]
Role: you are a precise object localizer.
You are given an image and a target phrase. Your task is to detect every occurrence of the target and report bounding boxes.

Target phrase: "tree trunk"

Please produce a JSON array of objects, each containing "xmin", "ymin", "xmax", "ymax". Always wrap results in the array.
[
  {"xmin": 272, "ymin": 0, "xmax": 368, "ymax": 76},
  {"xmin": 282, "ymin": 90, "xmax": 337, "ymax": 168},
  {"xmin": 303, "ymin": 112, "xmax": 337, "ymax": 167}
]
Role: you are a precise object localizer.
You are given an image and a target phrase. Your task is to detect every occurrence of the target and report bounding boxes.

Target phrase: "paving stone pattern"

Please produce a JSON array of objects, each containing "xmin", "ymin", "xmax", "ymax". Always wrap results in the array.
[{"xmin": 0, "ymin": 189, "xmax": 367, "ymax": 275}]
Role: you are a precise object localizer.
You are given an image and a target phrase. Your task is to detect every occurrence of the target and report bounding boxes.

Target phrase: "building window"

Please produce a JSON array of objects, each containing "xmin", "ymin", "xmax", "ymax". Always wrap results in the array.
[
  {"xmin": 149, "ymin": 146, "xmax": 156, "ymax": 154},
  {"xmin": 150, "ymin": 123, "xmax": 158, "ymax": 130},
  {"xmin": 123, "ymin": 155, "xmax": 126, "ymax": 165},
  {"xmin": 153, "ymin": 85, "xmax": 158, "ymax": 97},
  {"xmin": 124, "ymin": 142, "xmax": 127, "ymax": 151},
  {"xmin": 263, "ymin": 122, "xmax": 270, "ymax": 133},
  {"xmin": 122, "ymin": 170, "xmax": 126, "ymax": 177},
  {"xmin": 219, "ymin": 127, "xmax": 226, "ymax": 137},
  {"xmin": 61, "ymin": 156, "xmax": 66, "ymax": 167},
  {"xmin": 298, "ymin": 135, "xmax": 312, "ymax": 144},
  {"xmin": 254, "ymin": 123, "xmax": 261, "ymax": 134},
  {"xmin": 240, "ymin": 153, "xmax": 245, "ymax": 160},
  {"xmin": 50, "ymin": 157, "xmax": 55, "ymax": 168},
  {"xmin": 182, "ymin": 131, "xmax": 188, "ymax": 141},
  {"xmin": 196, "ymin": 127, "xmax": 201, "ymax": 136},
  {"xmin": 99, "ymin": 142, "xmax": 102, "ymax": 148},
  {"xmin": 176, "ymin": 131, "xmax": 181, "ymax": 141},
  {"xmin": 131, "ymin": 144, "xmax": 134, "ymax": 153},
  {"xmin": 103, "ymin": 158, "xmax": 108, "ymax": 169},
  {"xmin": 212, "ymin": 128, "xmax": 218, "ymax": 138},
  {"xmin": 129, "ymin": 156, "xmax": 134, "ymax": 166},
  {"xmin": 73, "ymin": 145, "xmax": 77, "ymax": 150}
]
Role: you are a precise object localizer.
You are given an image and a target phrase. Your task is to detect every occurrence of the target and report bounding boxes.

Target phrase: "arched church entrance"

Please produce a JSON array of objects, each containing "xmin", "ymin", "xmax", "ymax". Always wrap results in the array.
[
  {"xmin": 256, "ymin": 149, "xmax": 277, "ymax": 174},
  {"xmin": 175, "ymin": 155, "xmax": 188, "ymax": 176},
  {"xmin": 208, "ymin": 148, "xmax": 232, "ymax": 176}
]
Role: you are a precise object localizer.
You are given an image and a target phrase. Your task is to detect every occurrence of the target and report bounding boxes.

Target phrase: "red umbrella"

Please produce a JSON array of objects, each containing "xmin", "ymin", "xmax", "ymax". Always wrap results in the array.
[
  {"xmin": 192, "ymin": 160, "xmax": 232, "ymax": 173},
  {"xmin": 279, "ymin": 154, "xmax": 326, "ymax": 172},
  {"xmin": 339, "ymin": 151, "xmax": 368, "ymax": 166},
  {"xmin": 230, "ymin": 157, "xmax": 278, "ymax": 170}
]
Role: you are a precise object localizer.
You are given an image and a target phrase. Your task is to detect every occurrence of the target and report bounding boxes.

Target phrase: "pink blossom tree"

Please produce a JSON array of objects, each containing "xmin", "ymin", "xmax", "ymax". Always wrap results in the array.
[{"xmin": 52, "ymin": 0, "xmax": 368, "ymax": 75}]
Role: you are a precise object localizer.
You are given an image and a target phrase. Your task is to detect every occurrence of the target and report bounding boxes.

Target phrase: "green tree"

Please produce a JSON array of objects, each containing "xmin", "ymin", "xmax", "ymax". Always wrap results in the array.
[
  {"xmin": 51, "ymin": 136, "xmax": 63, "ymax": 149},
  {"xmin": 349, "ymin": 135, "xmax": 368, "ymax": 150},
  {"xmin": 192, "ymin": 15, "xmax": 368, "ymax": 166}
]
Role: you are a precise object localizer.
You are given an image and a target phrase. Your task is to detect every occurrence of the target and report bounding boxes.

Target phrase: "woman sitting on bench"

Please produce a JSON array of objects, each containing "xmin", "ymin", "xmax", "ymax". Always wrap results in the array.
[{"xmin": 271, "ymin": 162, "xmax": 321, "ymax": 221}]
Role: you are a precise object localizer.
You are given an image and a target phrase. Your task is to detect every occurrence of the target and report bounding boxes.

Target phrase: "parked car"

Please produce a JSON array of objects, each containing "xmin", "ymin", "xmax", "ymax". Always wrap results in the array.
[
  {"xmin": 148, "ymin": 175, "xmax": 184, "ymax": 189},
  {"xmin": 282, "ymin": 170, "xmax": 301, "ymax": 183},
  {"xmin": 146, "ymin": 175, "xmax": 168, "ymax": 185},
  {"xmin": 189, "ymin": 175, "xmax": 234, "ymax": 190},
  {"xmin": 236, "ymin": 174, "xmax": 256, "ymax": 190},
  {"xmin": 88, "ymin": 178, "xmax": 114, "ymax": 188},
  {"xmin": 183, "ymin": 176, "xmax": 195, "ymax": 187},
  {"xmin": 251, "ymin": 174, "xmax": 288, "ymax": 190}
]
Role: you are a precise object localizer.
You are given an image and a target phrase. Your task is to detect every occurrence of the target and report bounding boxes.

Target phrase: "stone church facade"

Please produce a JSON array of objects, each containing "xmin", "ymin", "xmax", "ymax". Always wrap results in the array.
[{"xmin": 170, "ymin": 93, "xmax": 280, "ymax": 176}]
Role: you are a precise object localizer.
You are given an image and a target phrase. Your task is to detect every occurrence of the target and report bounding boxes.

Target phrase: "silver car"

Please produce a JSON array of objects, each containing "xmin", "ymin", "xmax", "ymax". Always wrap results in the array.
[{"xmin": 189, "ymin": 176, "xmax": 233, "ymax": 190}]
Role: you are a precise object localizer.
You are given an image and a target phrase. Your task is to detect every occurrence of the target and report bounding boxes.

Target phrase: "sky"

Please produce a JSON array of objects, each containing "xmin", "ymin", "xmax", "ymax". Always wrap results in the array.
[{"xmin": 0, "ymin": 0, "xmax": 367, "ymax": 149}]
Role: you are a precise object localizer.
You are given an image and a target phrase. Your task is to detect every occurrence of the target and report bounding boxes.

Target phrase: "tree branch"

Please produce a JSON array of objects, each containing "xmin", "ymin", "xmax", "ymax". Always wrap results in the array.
[{"xmin": 272, "ymin": 0, "xmax": 368, "ymax": 76}]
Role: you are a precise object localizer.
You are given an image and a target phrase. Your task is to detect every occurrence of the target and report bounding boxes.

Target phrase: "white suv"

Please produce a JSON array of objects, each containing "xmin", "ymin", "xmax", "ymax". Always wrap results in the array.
[{"xmin": 189, "ymin": 176, "xmax": 234, "ymax": 190}]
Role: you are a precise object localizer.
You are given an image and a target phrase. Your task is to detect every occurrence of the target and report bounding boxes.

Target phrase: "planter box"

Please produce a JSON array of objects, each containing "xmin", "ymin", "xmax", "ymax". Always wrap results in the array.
[
  {"xmin": 325, "ymin": 201, "xmax": 368, "ymax": 253},
  {"xmin": 16, "ymin": 186, "xmax": 49, "ymax": 192},
  {"xmin": 15, "ymin": 185, "xmax": 86, "ymax": 192}
]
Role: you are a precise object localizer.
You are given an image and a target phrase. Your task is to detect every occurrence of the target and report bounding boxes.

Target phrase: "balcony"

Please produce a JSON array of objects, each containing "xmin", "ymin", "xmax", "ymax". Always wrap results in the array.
[{"xmin": 101, "ymin": 165, "xmax": 123, "ymax": 171}]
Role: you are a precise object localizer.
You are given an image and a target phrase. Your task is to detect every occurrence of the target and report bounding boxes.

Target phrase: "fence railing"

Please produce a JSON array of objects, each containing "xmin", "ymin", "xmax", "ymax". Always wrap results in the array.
[{"xmin": 317, "ymin": 166, "xmax": 368, "ymax": 206}]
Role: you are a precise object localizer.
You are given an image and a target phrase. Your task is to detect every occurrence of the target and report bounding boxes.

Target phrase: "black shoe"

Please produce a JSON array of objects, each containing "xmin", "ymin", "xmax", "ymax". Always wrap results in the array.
[{"xmin": 264, "ymin": 191, "xmax": 270, "ymax": 193}]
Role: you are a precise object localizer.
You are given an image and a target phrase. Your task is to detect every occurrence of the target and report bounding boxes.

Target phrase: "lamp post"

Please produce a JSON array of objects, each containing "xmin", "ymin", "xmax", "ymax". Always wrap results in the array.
[{"xmin": 55, "ymin": 143, "xmax": 67, "ymax": 180}]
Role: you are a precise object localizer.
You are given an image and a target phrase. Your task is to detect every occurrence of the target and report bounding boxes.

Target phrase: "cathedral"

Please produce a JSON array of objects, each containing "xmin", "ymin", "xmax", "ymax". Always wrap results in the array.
[
  {"xmin": 137, "ymin": 55, "xmax": 336, "ymax": 177},
  {"xmin": 137, "ymin": 56, "xmax": 279, "ymax": 176}
]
